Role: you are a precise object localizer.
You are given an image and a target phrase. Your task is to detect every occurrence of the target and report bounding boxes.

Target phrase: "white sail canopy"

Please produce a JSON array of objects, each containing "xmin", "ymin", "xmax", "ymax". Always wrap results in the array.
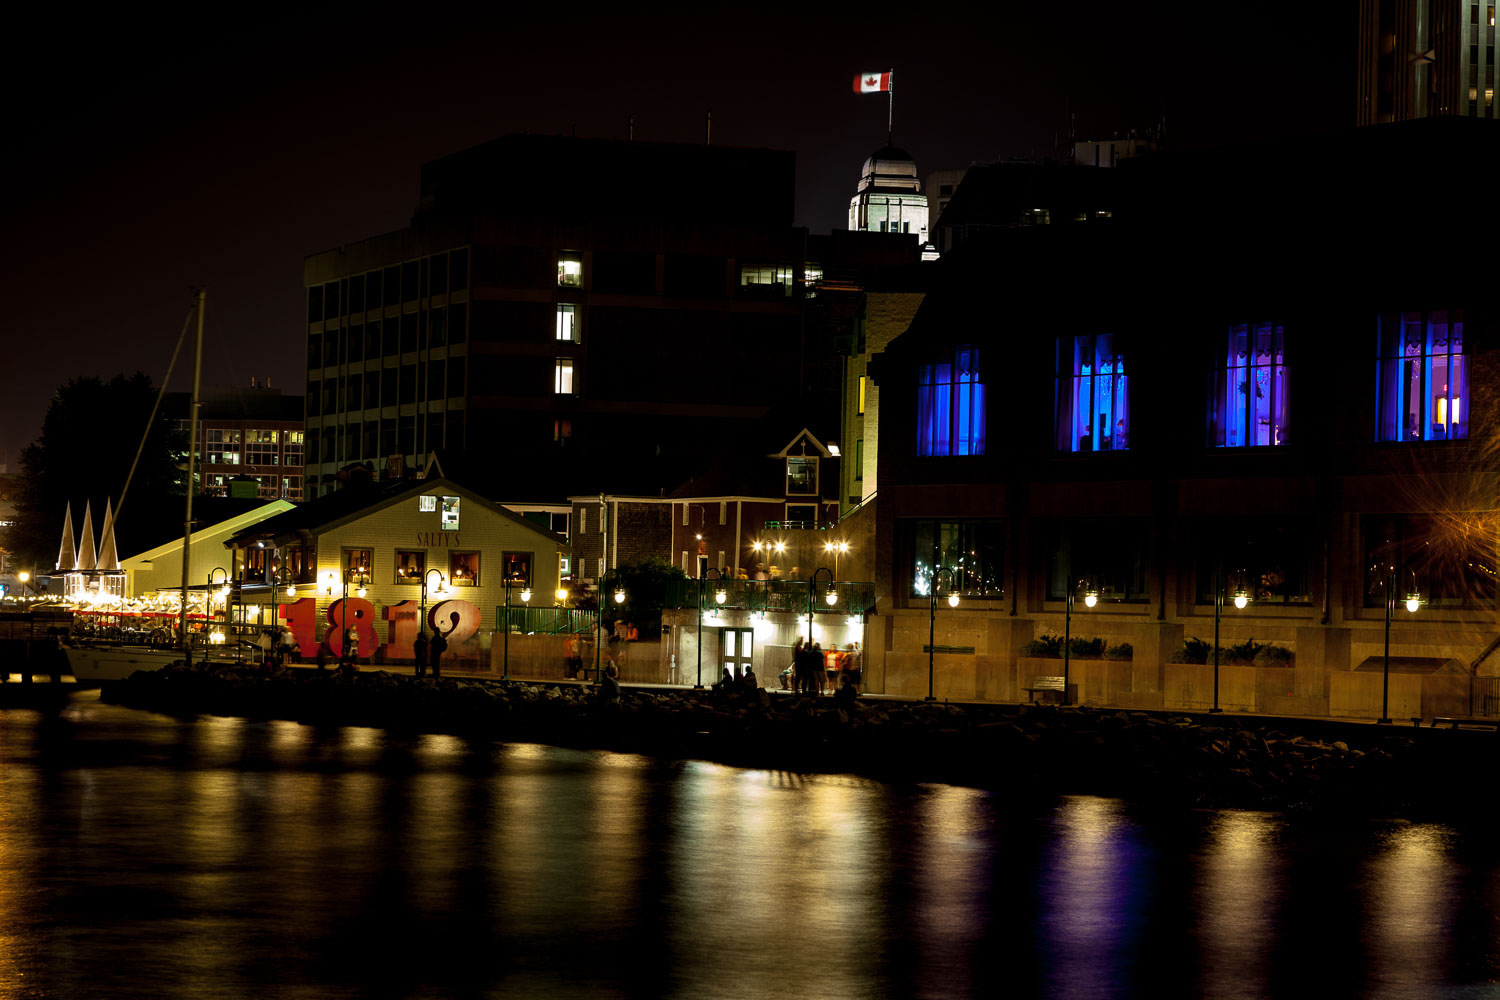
[
  {"xmin": 76, "ymin": 501, "xmax": 97, "ymax": 572},
  {"xmin": 56, "ymin": 504, "xmax": 77, "ymax": 572}
]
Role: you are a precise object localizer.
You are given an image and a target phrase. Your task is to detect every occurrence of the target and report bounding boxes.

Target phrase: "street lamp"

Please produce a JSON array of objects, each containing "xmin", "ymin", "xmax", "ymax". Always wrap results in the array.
[
  {"xmin": 1210, "ymin": 564, "xmax": 1251, "ymax": 714},
  {"xmin": 1380, "ymin": 566, "xmax": 1420, "ymax": 724},
  {"xmin": 1061, "ymin": 573, "xmax": 1097, "ymax": 708},
  {"xmin": 696, "ymin": 567, "xmax": 727, "ymax": 689},
  {"xmin": 336, "ymin": 563, "xmax": 370, "ymax": 667},
  {"xmin": 503, "ymin": 578, "xmax": 532, "ymax": 681},
  {"xmin": 926, "ymin": 566, "xmax": 959, "ymax": 702},
  {"xmin": 420, "ymin": 568, "xmax": 447, "ymax": 675},
  {"xmin": 808, "ymin": 565, "xmax": 834, "ymax": 656},
  {"xmin": 592, "ymin": 579, "xmax": 628, "ymax": 684},
  {"xmin": 824, "ymin": 539, "xmax": 850, "ymax": 579},
  {"xmin": 205, "ymin": 566, "xmax": 229, "ymax": 663},
  {"xmin": 16, "ymin": 571, "xmax": 30, "ymax": 598}
]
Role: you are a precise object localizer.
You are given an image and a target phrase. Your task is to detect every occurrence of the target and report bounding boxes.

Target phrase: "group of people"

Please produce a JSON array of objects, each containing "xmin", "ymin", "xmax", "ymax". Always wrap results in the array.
[
  {"xmin": 257, "ymin": 627, "xmax": 301, "ymax": 669},
  {"xmin": 780, "ymin": 638, "xmax": 861, "ymax": 696},
  {"xmin": 411, "ymin": 628, "xmax": 449, "ymax": 678},
  {"xmin": 715, "ymin": 664, "xmax": 760, "ymax": 693}
]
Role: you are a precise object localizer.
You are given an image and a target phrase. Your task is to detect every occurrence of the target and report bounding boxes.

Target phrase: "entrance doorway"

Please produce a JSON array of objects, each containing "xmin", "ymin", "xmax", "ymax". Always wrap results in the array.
[{"xmin": 721, "ymin": 627, "xmax": 753, "ymax": 679}]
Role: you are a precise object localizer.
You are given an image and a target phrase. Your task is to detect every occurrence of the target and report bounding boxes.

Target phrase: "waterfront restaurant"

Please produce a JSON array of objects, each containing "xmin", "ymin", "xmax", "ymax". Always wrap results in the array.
[{"xmin": 224, "ymin": 477, "xmax": 569, "ymax": 670}]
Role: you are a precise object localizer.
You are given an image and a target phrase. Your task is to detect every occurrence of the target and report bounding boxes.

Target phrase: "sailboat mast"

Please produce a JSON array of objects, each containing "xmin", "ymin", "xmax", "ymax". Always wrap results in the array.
[{"xmin": 178, "ymin": 290, "xmax": 205, "ymax": 656}]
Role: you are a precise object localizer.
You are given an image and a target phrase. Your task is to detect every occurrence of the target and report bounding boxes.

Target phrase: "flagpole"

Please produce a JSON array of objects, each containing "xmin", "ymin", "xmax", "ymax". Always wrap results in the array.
[{"xmin": 888, "ymin": 68, "xmax": 894, "ymax": 145}]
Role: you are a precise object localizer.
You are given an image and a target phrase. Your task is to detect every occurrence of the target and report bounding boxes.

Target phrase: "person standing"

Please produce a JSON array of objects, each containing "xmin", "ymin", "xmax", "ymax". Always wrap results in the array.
[
  {"xmin": 429, "ymin": 627, "xmax": 447, "ymax": 679},
  {"xmin": 413, "ymin": 630, "xmax": 429, "ymax": 677}
]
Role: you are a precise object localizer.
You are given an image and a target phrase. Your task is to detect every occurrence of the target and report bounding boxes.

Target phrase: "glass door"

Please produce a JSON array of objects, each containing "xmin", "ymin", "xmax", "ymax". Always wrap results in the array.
[{"xmin": 721, "ymin": 627, "xmax": 753, "ymax": 679}]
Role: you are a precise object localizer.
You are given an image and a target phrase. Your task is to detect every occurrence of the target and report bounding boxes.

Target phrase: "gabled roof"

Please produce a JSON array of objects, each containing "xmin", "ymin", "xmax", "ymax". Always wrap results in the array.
[
  {"xmin": 121, "ymin": 500, "xmax": 296, "ymax": 566},
  {"xmin": 768, "ymin": 428, "xmax": 833, "ymax": 460},
  {"xmin": 225, "ymin": 477, "xmax": 568, "ymax": 550}
]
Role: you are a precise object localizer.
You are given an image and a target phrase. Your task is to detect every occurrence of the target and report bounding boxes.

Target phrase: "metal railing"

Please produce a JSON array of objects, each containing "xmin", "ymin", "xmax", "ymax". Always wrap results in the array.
[
  {"xmin": 1474, "ymin": 676, "xmax": 1500, "ymax": 717},
  {"xmin": 663, "ymin": 579, "xmax": 875, "ymax": 615},
  {"xmin": 496, "ymin": 606, "xmax": 594, "ymax": 635}
]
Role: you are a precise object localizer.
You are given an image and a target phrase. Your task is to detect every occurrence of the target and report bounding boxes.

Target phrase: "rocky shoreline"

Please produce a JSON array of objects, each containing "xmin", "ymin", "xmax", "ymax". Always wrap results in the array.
[{"xmin": 98, "ymin": 663, "xmax": 1500, "ymax": 821}]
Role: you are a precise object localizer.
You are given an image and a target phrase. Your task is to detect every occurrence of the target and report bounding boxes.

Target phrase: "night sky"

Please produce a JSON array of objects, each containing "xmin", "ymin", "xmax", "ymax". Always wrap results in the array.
[{"xmin": 0, "ymin": 3, "xmax": 1353, "ymax": 467}]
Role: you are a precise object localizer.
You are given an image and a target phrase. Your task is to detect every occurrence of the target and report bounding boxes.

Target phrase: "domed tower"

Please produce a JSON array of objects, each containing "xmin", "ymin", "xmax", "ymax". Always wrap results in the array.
[{"xmin": 848, "ymin": 145, "xmax": 929, "ymax": 243}]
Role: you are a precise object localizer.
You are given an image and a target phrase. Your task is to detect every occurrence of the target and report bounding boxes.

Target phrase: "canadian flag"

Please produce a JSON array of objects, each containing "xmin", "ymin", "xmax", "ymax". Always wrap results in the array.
[{"xmin": 852, "ymin": 72, "xmax": 891, "ymax": 94}]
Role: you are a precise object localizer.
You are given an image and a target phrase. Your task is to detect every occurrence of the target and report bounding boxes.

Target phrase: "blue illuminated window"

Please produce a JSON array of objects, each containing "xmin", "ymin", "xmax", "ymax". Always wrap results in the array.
[
  {"xmin": 1210, "ymin": 322, "xmax": 1288, "ymax": 447},
  {"xmin": 1056, "ymin": 334, "xmax": 1128, "ymax": 452},
  {"xmin": 917, "ymin": 346, "xmax": 985, "ymax": 456},
  {"xmin": 1375, "ymin": 310, "xmax": 1466, "ymax": 442}
]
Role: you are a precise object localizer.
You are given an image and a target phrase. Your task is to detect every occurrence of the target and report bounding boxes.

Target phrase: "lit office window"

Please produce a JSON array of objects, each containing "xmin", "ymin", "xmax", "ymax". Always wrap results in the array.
[
  {"xmin": 1375, "ymin": 310, "xmax": 1467, "ymax": 441},
  {"xmin": 556, "ymin": 304, "xmax": 579, "ymax": 343},
  {"xmin": 1056, "ymin": 335, "xmax": 1127, "ymax": 452},
  {"xmin": 554, "ymin": 359, "xmax": 575, "ymax": 394},
  {"xmin": 917, "ymin": 346, "xmax": 985, "ymax": 456},
  {"xmin": 1210, "ymin": 322, "xmax": 1288, "ymax": 447},
  {"xmin": 558, "ymin": 253, "xmax": 583, "ymax": 287}
]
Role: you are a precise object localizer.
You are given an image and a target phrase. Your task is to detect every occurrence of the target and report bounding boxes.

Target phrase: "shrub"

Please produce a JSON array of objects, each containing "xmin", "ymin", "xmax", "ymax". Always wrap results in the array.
[
  {"xmin": 1253, "ymin": 644, "xmax": 1294, "ymax": 667},
  {"xmin": 1169, "ymin": 636, "xmax": 1213, "ymax": 664},
  {"xmin": 1020, "ymin": 635, "xmax": 1063, "ymax": 658},
  {"xmin": 1068, "ymin": 636, "xmax": 1105, "ymax": 659},
  {"xmin": 1104, "ymin": 642, "xmax": 1134, "ymax": 660}
]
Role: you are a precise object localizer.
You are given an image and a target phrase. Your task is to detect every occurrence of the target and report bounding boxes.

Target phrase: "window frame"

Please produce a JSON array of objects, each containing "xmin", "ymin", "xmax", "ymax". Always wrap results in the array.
[
  {"xmin": 449, "ymin": 551, "xmax": 481, "ymax": 587},
  {"xmin": 918, "ymin": 345, "xmax": 986, "ymax": 457},
  {"xmin": 394, "ymin": 549, "xmax": 426, "ymax": 585},
  {"xmin": 1056, "ymin": 334, "xmax": 1127, "ymax": 454},
  {"xmin": 1375, "ymin": 309, "xmax": 1467, "ymax": 443},
  {"xmin": 1209, "ymin": 321, "xmax": 1288, "ymax": 448}
]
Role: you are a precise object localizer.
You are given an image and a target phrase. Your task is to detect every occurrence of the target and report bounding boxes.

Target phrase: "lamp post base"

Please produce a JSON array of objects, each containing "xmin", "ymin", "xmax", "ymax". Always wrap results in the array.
[
  {"xmin": 1377, "ymin": 717, "xmax": 1393, "ymax": 724},
  {"xmin": 1208, "ymin": 708, "xmax": 1223, "ymax": 714}
]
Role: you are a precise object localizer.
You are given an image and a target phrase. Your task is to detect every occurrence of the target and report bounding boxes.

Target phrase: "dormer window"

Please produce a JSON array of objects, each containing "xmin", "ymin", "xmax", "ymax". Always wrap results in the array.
[{"xmin": 787, "ymin": 456, "xmax": 818, "ymax": 495}]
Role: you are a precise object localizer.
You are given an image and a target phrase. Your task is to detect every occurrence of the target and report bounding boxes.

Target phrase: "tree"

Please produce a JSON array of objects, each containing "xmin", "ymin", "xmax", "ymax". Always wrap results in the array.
[
  {"xmin": 600, "ymin": 558, "xmax": 690, "ymax": 637},
  {"xmin": 5, "ymin": 373, "xmax": 186, "ymax": 573}
]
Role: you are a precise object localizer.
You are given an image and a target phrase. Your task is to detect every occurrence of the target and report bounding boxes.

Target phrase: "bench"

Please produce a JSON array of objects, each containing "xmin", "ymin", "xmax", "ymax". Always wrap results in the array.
[
  {"xmin": 1023, "ymin": 676, "xmax": 1066, "ymax": 704},
  {"xmin": 1429, "ymin": 716, "xmax": 1500, "ymax": 731}
]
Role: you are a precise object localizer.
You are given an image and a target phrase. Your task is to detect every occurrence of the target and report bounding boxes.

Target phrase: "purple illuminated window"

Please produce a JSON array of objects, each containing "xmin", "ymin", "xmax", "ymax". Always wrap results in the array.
[
  {"xmin": 1210, "ymin": 322, "xmax": 1288, "ymax": 447},
  {"xmin": 917, "ymin": 346, "xmax": 985, "ymax": 456},
  {"xmin": 1375, "ymin": 310, "xmax": 1466, "ymax": 442},
  {"xmin": 1056, "ymin": 334, "xmax": 1128, "ymax": 452}
]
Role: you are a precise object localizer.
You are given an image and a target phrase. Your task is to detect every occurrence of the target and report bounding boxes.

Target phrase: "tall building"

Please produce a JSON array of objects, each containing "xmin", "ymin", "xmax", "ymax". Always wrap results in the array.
[
  {"xmin": 167, "ymin": 381, "xmax": 306, "ymax": 500},
  {"xmin": 847, "ymin": 145, "xmax": 929, "ymax": 244},
  {"xmin": 1358, "ymin": 0, "xmax": 1497, "ymax": 123},
  {"xmin": 303, "ymin": 134, "xmax": 816, "ymax": 502}
]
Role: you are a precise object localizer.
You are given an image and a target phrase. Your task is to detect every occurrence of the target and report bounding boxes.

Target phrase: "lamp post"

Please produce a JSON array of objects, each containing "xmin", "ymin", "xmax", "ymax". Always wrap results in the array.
[
  {"xmin": 206, "ymin": 566, "xmax": 229, "ymax": 661},
  {"xmin": 595, "ymin": 582, "xmax": 627, "ymax": 683},
  {"xmin": 824, "ymin": 540, "xmax": 850, "ymax": 580},
  {"xmin": 1210, "ymin": 564, "xmax": 1250, "ymax": 715},
  {"xmin": 1061, "ymin": 573, "xmax": 1097, "ymax": 708},
  {"xmin": 503, "ymin": 579, "xmax": 531, "ymax": 681},
  {"xmin": 16, "ymin": 571, "xmax": 30, "ymax": 598},
  {"xmin": 804, "ymin": 566, "xmax": 840, "ymax": 659},
  {"xmin": 926, "ymin": 567, "xmax": 959, "ymax": 702},
  {"xmin": 696, "ymin": 567, "xmax": 726, "ymax": 689},
  {"xmin": 1380, "ymin": 566, "xmax": 1420, "ymax": 724},
  {"xmin": 421, "ymin": 568, "xmax": 447, "ymax": 670}
]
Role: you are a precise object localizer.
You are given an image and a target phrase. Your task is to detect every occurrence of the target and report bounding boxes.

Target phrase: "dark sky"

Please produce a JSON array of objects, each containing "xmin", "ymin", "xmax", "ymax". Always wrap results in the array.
[{"xmin": 0, "ymin": 3, "xmax": 1354, "ymax": 467}]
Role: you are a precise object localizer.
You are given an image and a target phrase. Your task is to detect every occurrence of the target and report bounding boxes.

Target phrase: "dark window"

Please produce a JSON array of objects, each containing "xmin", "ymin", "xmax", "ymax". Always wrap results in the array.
[
  {"xmin": 1057, "ymin": 334, "xmax": 1126, "ymax": 453},
  {"xmin": 430, "ymin": 254, "xmax": 448, "ymax": 296},
  {"xmin": 450, "ymin": 248, "xmax": 469, "ymax": 290},
  {"xmin": 400, "ymin": 364, "xmax": 416, "ymax": 403},
  {"xmin": 382, "ymin": 266, "xmax": 400, "ymax": 306},
  {"xmin": 909, "ymin": 518, "xmax": 1004, "ymax": 599},
  {"xmin": 1375, "ymin": 310, "xmax": 1467, "ymax": 441},
  {"xmin": 593, "ymin": 251, "xmax": 655, "ymax": 294},
  {"xmin": 918, "ymin": 345, "xmax": 986, "ymax": 456},
  {"xmin": 365, "ymin": 322, "xmax": 381, "ymax": 358},
  {"xmin": 501, "ymin": 551, "xmax": 533, "ymax": 586},
  {"xmin": 366, "ymin": 269, "xmax": 382, "ymax": 308},
  {"xmin": 664, "ymin": 255, "xmax": 725, "ymax": 298},
  {"xmin": 307, "ymin": 286, "xmax": 323, "ymax": 323},
  {"xmin": 347, "ymin": 324, "xmax": 363, "ymax": 363},
  {"xmin": 1194, "ymin": 519, "xmax": 1312, "ymax": 605},
  {"xmin": 399, "ymin": 415, "xmax": 415, "ymax": 454},
  {"xmin": 449, "ymin": 302, "xmax": 467, "ymax": 344},
  {"xmin": 427, "ymin": 359, "xmax": 446, "ymax": 398},
  {"xmin": 425, "ymin": 411, "xmax": 444, "ymax": 451},
  {"xmin": 381, "ymin": 367, "xmax": 396, "ymax": 407},
  {"xmin": 400, "ymin": 312, "xmax": 418, "ymax": 353},
  {"xmin": 1364, "ymin": 515, "xmax": 1495, "ymax": 608},
  {"xmin": 323, "ymin": 334, "xmax": 339, "ymax": 367},
  {"xmin": 343, "ymin": 423, "xmax": 358, "ymax": 458},
  {"xmin": 420, "ymin": 256, "xmax": 430, "ymax": 298},
  {"xmin": 364, "ymin": 371, "xmax": 380, "ymax": 408},
  {"xmin": 306, "ymin": 433, "xmax": 320, "ymax": 464},
  {"xmin": 363, "ymin": 420, "xmax": 379, "ymax": 457},
  {"xmin": 323, "ymin": 380, "xmax": 338, "ymax": 412},
  {"xmin": 1210, "ymin": 322, "xmax": 1287, "ymax": 448},
  {"xmin": 380, "ymin": 420, "xmax": 397, "ymax": 456},
  {"xmin": 446, "ymin": 356, "xmax": 465, "ymax": 398},
  {"xmin": 322, "ymin": 427, "xmax": 337, "ymax": 463},
  {"xmin": 307, "ymin": 334, "xmax": 320, "ymax": 371},
  {"xmin": 324, "ymin": 282, "xmax": 340, "ymax": 319},
  {"xmin": 346, "ymin": 375, "xmax": 362, "ymax": 411},
  {"xmin": 1045, "ymin": 519, "xmax": 1149, "ymax": 603},
  {"xmin": 401, "ymin": 261, "xmax": 419, "ymax": 303},
  {"xmin": 382, "ymin": 320, "xmax": 398, "ymax": 357},
  {"xmin": 446, "ymin": 410, "xmax": 463, "ymax": 450},
  {"xmin": 429, "ymin": 306, "xmax": 447, "ymax": 348},
  {"xmin": 348, "ymin": 274, "xmax": 365, "ymax": 314},
  {"xmin": 306, "ymin": 382, "xmax": 320, "ymax": 417},
  {"xmin": 786, "ymin": 456, "xmax": 818, "ymax": 495}
]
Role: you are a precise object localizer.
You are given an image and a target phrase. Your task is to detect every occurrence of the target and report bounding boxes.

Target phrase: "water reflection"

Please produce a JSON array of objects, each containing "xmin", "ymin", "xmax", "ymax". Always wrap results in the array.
[{"xmin": 0, "ymin": 695, "xmax": 1496, "ymax": 998}]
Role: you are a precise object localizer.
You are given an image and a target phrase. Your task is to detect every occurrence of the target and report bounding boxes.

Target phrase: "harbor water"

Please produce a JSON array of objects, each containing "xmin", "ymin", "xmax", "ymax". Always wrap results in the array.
[{"xmin": 0, "ymin": 691, "xmax": 1496, "ymax": 998}]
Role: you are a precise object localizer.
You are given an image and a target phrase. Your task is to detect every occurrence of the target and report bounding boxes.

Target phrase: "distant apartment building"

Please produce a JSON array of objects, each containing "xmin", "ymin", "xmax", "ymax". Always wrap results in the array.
[{"xmin": 168, "ymin": 381, "xmax": 305, "ymax": 500}]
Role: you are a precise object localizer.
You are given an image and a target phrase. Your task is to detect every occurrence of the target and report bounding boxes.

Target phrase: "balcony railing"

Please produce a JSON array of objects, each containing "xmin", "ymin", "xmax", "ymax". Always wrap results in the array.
[
  {"xmin": 761, "ymin": 520, "xmax": 836, "ymax": 531},
  {"xmin": 663, "ymin": 579, "xmax": 874, "ymax": 616}
]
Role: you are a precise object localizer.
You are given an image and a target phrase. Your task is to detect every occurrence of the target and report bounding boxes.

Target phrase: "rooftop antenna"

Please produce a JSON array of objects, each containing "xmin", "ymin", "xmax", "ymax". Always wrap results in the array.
[
  {"xmin": 705, "ymin": 109, "xmax": 712, "ymax": 145},
  {"xmin": 629, "ymin": 114, "xmax": 634, "ymax": 141}
]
